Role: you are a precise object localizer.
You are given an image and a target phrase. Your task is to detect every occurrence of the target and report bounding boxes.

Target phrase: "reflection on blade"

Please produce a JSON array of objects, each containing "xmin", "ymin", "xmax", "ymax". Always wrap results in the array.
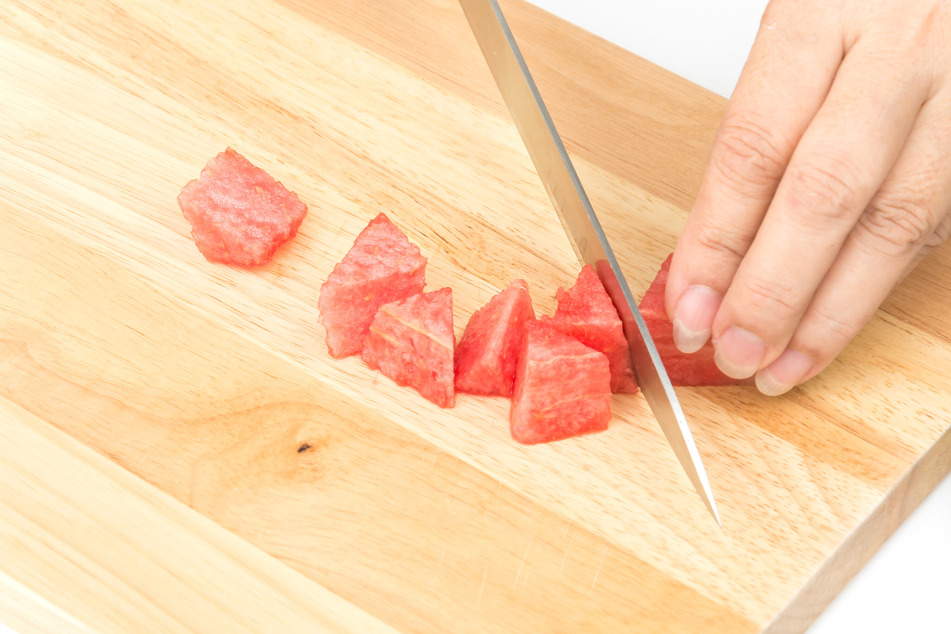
[
  {"xmin": 597, "ymin": 262, "xmax": 721, "ymax": 526},
  {"xmin": 459, "ymin": 0, "xmax": 720, "ymax": 525}
]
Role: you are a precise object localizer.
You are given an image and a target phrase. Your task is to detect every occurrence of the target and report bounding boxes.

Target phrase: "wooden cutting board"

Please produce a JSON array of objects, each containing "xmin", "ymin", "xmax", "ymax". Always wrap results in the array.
[{"xmin": 1, "ymin": 0, "xmax": 949, "ymax": 632}]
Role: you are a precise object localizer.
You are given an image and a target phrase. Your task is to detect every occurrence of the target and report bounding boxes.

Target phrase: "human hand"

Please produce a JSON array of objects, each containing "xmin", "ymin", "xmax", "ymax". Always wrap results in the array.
[{"xmin": 666, "ymin": 0, "xmax": 951, "ymax": 395}]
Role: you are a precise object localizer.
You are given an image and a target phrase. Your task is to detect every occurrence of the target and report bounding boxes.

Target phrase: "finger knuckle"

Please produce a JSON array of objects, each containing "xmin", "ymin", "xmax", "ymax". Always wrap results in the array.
[
  {"xmin": 786, "ymin": 158, "xmax": 864, "ymax": 225},
  {"xmin": 907, "ymin": 2, "xmax": 950, "ymax": 57},
  {"xmin": 692, "ymin": 219, "xmax": 753, "ymax": 262},
  {"xmin": 915, "ymin": 216, "xmax": 951, "ymax": 264},
  {"xmin": 758, "ymin": 0, "xmax": 797, "ymax": 33},
  {"xmin": 859, "ymin": 195, "xmax": 939, "ymax": 254},
  {"xmin": 758, "ymin": 1, "xmax": 780, "ymax": 29},
  {"xmin": 740, "ymin": 273, "xmax": 801, "ymax": 323},
  {"xmin": 805, "ymin": 304, "xmax": 862, "ymax": 353},
  {"xmin": 931, "ymin": 214, "xmax": 951, "ymax": 246},
  {"xmin": 712, "ymin": 114, "xmax": 788, "ymax": 193},
  {"xmin": 792, "ymin": 304, "xmax": 858, "ymax": 366}
]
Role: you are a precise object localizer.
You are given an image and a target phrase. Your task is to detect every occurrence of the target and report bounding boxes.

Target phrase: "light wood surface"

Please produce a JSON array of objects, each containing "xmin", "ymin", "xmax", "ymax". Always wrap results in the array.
[{"xmin": 1, "ymin": 0, "xmax": 949, "ymax": 632}]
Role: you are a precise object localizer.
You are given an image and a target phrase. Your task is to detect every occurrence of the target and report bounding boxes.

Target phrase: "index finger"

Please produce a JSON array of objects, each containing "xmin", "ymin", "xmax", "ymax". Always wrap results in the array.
[{"xmin": 666, "ymin": 0, "xmax": 844, "ymax": 353}]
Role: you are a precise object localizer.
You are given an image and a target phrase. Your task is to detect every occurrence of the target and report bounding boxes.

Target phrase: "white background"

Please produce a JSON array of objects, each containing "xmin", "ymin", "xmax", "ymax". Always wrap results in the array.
[
  {"xmin": 525, "ymin": 1, "xmax": 951, "ymax": 632},
  {"xmin": 0, "ymin": 3, "xmax": 946, "ymax": 634}
]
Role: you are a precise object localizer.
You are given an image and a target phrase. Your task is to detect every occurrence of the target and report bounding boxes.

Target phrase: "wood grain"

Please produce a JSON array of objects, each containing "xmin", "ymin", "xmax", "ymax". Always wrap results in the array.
[
  {"xmin": 0, "ymin": 398, "xmax": 397, "ymax": 634},
  {"xmin": 0, "ymin": 0, "xmax": 949, "ymax": 632}
]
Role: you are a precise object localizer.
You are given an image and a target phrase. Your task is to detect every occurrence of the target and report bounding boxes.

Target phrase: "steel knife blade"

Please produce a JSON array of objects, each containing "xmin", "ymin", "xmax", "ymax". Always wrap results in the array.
[{"xmin": 459, "ymin": 0, "xmax": 720, "ymax": 525}]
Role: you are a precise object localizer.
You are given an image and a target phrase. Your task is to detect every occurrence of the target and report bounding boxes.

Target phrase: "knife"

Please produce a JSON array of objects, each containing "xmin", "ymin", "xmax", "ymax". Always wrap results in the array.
[{"xmin": 459, "ymin": 0, "xmax": 720, "ymax": 526}]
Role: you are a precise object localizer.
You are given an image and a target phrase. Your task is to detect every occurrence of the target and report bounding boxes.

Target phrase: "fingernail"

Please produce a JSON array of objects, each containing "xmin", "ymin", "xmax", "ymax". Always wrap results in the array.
[
  {"xmin": 714, "ymin": 326, "xmax": 768, "ymax": 379},
  {"xmin": 755, "ymin": 349, "xmax": 813, "ymax": 396},
  {"xmin": 672, "ymin": 285, "xmax": 721, "ymax": 353}
]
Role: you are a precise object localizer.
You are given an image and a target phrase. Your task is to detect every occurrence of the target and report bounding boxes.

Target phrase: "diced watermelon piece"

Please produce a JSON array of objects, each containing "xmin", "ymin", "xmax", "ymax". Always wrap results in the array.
[
  {"xmin": 177, "ymin": 148, "xmax": 308, "ymax": 267},
  {"xmin": 542, "ymin": 264, "xmax": 637, "ymax": 394},
  {"xmin": 510, "ymin": 321, "xmax": 611, "ymax": 444},
  {"xmin": 362, "ymin": 288, "xmax": 455, "ymax": 408},
  {"xmin": 640, "ymin": 254, "xmax": 744, "ymax": 386},
  {"xmin": 318, "ymin": 213, "xmax": 427, "ymax": 358},
  {"xmin": 455, "ymin": 279, "xmax": 535, "ymax": 397}
]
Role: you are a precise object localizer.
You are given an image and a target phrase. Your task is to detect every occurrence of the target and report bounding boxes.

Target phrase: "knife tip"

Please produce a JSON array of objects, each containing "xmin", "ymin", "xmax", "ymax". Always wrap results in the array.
[{"xmin": 705, "ymin": 495, "xmax": 722, "ymax": 529}]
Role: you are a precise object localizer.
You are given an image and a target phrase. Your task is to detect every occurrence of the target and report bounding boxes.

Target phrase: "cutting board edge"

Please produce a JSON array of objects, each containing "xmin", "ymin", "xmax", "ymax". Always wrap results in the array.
[{"xmin": 763, "ymin": 423, "xmax": 951, "ymax": 633}]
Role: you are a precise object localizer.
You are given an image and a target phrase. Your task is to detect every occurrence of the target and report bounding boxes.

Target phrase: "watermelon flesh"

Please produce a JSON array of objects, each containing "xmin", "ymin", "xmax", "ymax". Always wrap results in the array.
[
  {"xmin": 362, "ymin": 288, "xmax": 455, "ymax": 408},
  {"xmin": 639, "ymin": 254, "xmax": 744, "ymax": 386},
  {"xmin": 510, "ymin": 320, "xmax": 611, "ymax": 444},
  {"xmin": 318, "ymin": 213, "xmax": 427, "ymax": 358},
  {"xmin": 455, "ymin": 279, "xmax": 535, "ymax": 397},
  {"xmin": 177, "ymin": 148, "xmax": 307, "ymax": 267},
  {"xmin": 542, "ymin": 264, "xmax": 638, "ymax": 394}
]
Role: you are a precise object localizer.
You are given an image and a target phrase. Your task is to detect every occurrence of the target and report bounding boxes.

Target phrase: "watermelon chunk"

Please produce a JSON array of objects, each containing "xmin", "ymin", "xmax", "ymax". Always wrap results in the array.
[
  {"xmin": 542, "ymin": 264, "xmax": 637, "ymax": 394},
  {"xmin": 318, "ymin": 213, "xmax": 427, "ymax": 358},
  {"xmin": 362, "ymin": 288, "xmax": 455, "ymax": 408},
  {"xmin": 455, "ymin": 279, "xmax": 535, "ymax": 397},
  {"xmin": 510, "ymin": 321, "xmax": 611, "ymax": 444},
  {"xmin": 177, "ymin": 148, "xmax": 308, "ymax": 267},
  {"xmin": 640, "ymin": 254, "xmax": 744, "ymax": 386}
]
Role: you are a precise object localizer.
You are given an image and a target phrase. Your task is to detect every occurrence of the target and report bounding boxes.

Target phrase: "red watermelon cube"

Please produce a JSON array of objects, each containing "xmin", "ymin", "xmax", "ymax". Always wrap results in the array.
[
  {"xmin": 510, "ymin": 320, "xmax": 611, "ymax": 444},
  {"xmin": 177, "ymin": 148, "xmax": 308, "ymax": 267},
  {"xmin": 542, "ymin": 264, "xmax": 638, "ymax": 394},
  {"xmin": 640, "ymin": 254, "xmax": 744, "ymax": 386},
  {"xmin": 318, "ymin": 213, "xmax": 427, "ymax": 358},
  {"xmin": 455, "ymin": 279, "xmax": 535, "ymax": 397},
  {"xmin": 362, "ymin": 288, "xmax": 455, "ymax": 408}
]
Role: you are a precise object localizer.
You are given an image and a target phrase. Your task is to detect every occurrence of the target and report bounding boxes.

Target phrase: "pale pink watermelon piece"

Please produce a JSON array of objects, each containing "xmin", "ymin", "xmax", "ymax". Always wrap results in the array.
[
  {"xmin": 542, "ymin": 264, "xmax": 637, "ymax": 394},
  {"xmin": 362, "ymin": 288, "xmax": 455, "ymax": 408},
  {"xmin": 639, "ymin": 254, "xmax": 745, "ymax": 386},
  {"xmin": 510, "ymin": 320, "xmax": 611, "ymax": 444},
  {"xmin": 318, "ymin": 213, "xmax": 427, "ymax": 358},
  {"xmin": 177, "ymin": 148, "xmax": 307, "ymax": 267},
  {"xmin": 455, "ymin": 279, "xmax": 535, "ymax": 397}
]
